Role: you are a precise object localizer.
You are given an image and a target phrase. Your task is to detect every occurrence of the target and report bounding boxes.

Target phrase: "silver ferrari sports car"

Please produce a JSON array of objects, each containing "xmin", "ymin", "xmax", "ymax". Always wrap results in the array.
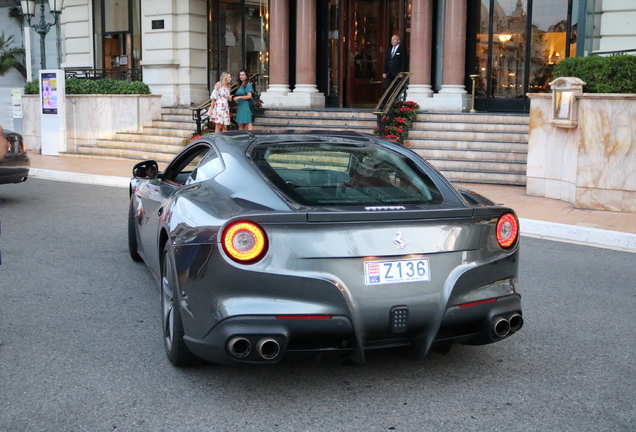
[{"xmin": 128, "ymin": 130, "xmax": 523, "ymax": 367}]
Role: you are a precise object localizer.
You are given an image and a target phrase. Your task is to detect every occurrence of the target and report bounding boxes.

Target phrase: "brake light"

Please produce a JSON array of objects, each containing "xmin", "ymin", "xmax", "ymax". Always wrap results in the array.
[
  {"xmin": 496, "ymin": 213, "xmax": 519, "ymax": 249},
  {"xmin": 458, "ymin": 298, "xmax": 497, "ymax": 308},
  {"xmin": 222, "ymin": 221, "xmax": 268, "ymax": 263}
]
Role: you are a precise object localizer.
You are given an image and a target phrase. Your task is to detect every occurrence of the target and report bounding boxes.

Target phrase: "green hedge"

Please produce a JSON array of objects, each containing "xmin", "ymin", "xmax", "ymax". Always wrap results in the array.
[
  {"xmin": 552, "ymin": 55, "xmax": 636, "ymax": 93},
  {"xmin": 24, "ymin": 78, "xmax": 151, "ymax": 95}
]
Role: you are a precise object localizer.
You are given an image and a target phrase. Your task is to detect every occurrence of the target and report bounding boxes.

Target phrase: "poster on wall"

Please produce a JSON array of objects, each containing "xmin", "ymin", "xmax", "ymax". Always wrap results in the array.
[
  {"xmin": 11, "ymin": 89, "xmax": 23, "ymax": 118},
  {"xmin": 41, "ymin": 72, "xmax": 59, "ymax": 115}
]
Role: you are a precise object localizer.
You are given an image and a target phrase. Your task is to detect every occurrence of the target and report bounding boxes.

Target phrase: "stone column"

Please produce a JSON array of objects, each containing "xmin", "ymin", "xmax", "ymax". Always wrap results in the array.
[
  {"xmin": 434, "ymin": 0, "xmax": 469, "ymax": 111},
  {"xmin": 406, "ymin": 0, "xmax": 434, "ymax": 106},
  {"xmin": 139, "ymin": 0, "xmax": 208, "ymax": 106},
  {"xmin": 260, "ymin": 0, "xmax": 291, "ymax": 107},
  {"xmin": 289, "ymin": 0, "xmax": 325, "ymax": 108}
]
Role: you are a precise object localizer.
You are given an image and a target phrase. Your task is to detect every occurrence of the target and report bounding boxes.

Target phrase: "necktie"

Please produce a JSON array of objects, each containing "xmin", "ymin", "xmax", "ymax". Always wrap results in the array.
[{"xmin": 392, "ymin": 46, "xmax": 397, "ymax": 57}]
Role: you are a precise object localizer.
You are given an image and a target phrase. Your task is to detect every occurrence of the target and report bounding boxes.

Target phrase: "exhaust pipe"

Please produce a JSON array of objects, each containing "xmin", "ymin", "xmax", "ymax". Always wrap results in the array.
[
  {"xmin": 509, "ymin": 314, "xmax": 524, "ymax": 332},
  {"xmin": 227, "ymin": 337, "xmax": 251, "ymax": 358},
  {"xmin": 257, "ymin": 338, "xmax": 280, "ymax": 360},
  {"xmin": 493, "ymin": 318, "xmax": 510, "ymax": 338}
]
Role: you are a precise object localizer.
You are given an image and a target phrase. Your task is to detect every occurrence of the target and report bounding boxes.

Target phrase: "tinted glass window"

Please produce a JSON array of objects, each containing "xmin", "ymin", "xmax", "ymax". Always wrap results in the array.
[
  {"xmin": 165, "ymin": 145, "xmax": 210, "ymax": 185},
  {"xmin": 186, "ymin": 149, "xmax": 224, "ymax": 184},
  {"xmin": 250, "ymin": 142, "xmax": 443, "ymax": 206}
]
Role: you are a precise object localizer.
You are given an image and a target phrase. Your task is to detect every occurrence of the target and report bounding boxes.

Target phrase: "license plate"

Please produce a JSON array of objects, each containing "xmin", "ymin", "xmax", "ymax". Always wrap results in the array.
[{"xmin": 364, "ymin": 258, "xmax": 431, "ymax": 285}]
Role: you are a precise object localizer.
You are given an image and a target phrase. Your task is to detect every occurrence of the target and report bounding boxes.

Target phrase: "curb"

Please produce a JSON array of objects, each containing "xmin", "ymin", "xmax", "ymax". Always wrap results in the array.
[
  {"xmin": 29, "ymin": 169, "xmax": 636, "ymax": 253},
  {"xmin": 520, "ymin": 218, "xmax": 636, "ymax": 253},
  {"xmin": 29, "ymin": 168, "xmax": 130, "ymax": 188}
]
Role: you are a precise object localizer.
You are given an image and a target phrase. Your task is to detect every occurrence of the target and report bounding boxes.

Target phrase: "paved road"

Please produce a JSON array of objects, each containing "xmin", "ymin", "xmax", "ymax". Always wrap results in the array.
[{"xmin": 1, "ymin": 179, "xmax": 635, "ymax": 432}]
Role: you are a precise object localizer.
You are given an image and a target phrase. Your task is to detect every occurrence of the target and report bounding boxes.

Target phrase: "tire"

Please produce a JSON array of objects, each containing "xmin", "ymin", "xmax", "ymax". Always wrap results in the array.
[
  {"xmin": 128, "ymin": 198, "xmax": 143, "ymax": 262},
  {"xmin": 161, "ymin": 242, "xmax": 197, "ymax": 367}
]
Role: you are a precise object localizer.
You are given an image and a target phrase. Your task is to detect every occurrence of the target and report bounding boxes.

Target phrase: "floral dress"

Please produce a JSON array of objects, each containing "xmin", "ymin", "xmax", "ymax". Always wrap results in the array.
[
  {"xmin": 235, "ymin": 83, "xmax": 254, "ymax": 124},
  {"xmin": 209, "ymin": 84, "xmax": 231, "ymax": 125}
]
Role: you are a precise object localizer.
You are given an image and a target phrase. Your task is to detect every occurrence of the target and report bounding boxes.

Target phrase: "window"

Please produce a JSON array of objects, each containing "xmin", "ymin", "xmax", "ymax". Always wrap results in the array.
[
  {"xmin": 250, "ymin": 141, "xmax": 443, "ymax": 207},
  {"xmin": 185, "ymin": 150, "xmax": 224, "ymax": 185},
  {"xmin": 164, "ymin": 146, "xmax": 213, "ymax": 185},
  {"xmin": 93, "ymin": 0, "xmax": 141, "ymax": 73}
]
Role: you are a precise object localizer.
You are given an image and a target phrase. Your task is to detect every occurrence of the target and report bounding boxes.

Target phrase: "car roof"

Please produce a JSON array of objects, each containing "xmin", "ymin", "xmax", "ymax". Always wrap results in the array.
[{"xmin": 202, "ymin": 130, "xmax": 376, "ymax": 151}]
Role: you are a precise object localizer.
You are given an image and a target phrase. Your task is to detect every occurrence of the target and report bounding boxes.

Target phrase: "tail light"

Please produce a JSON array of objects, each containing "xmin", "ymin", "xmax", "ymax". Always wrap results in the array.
[
  {"xmin": 496, "ymin": 213, "xmax": 519, "ymax": 249},
  {"xmin": 222, "ymin": 221, "xmax": 268, "ymax": 263}
]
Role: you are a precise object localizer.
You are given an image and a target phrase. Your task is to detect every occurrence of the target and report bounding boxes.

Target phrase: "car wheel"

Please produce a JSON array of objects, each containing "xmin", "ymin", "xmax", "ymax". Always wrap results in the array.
[
  {"xmin": 161, "ymin": 242, "xmax": 197, "ymax": 367},
  {"xmin": 128, "ymin": 199, "xmax": 143, "ymax": 262}
]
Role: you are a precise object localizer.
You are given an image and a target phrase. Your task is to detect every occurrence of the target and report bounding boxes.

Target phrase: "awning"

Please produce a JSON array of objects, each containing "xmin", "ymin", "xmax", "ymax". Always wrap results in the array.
[{"xmin": 247, "ymin": 35, "xmax": 266, "ymax": 52}]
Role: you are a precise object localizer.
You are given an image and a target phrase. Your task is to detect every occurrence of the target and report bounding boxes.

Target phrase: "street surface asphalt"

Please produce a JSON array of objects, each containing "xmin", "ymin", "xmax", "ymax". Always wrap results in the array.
[{"xmin": 0, "ymin": 179, "xmax": 634, "ymax": 431}]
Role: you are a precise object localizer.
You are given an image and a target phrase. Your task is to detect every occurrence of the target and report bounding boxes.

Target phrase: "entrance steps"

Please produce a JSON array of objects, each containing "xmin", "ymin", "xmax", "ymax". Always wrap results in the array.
[
  {"xmin": 60, "ymin": 107, "xmax": 192, "ymax": 164},
  {"xmin": 405, "ymin": 112, "xmax": 529, "ymax": 186},
  {"xmin": 59, "ymin": 107, "xmax": 529, "ymax": 186},
  {"xmin": 256, "ymin": 109, "xmax": 529, "ymax": 186},
  {"xmin": 253, "ymin": 108, "xmax": 377, "ymax": 131}
]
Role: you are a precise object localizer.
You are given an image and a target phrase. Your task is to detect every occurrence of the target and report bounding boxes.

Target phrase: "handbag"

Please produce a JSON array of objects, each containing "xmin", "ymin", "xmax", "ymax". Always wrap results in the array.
[{"xmin": 249, "ymin": 85, "xmax": 260, "ymax": 111}]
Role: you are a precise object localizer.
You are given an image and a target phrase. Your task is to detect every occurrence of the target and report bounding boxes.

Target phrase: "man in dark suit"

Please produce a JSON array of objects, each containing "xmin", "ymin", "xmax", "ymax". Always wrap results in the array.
[{"xmin": 383, "ymin": 34, "xmax": 407, "ymax": 90}]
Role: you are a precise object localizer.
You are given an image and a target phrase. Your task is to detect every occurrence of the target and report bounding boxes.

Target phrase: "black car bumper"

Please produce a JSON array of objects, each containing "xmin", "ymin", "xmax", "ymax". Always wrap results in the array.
[{"xmin": 0, "ymin": 156, "xmax": 30, "ymax": 184}]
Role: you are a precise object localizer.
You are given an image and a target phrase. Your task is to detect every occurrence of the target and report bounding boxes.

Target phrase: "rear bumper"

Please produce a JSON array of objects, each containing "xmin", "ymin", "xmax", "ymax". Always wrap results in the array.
[
  {"xmin": 0, "ymin": 156, "xmax": 30, "ymax": 184},
  {"xmin": 184, "ymin": 294, "xmax": 522, "ymax": 366},
  {"xmin": 178, "ymin": 245, "xmax": 522, "ymax": 365},
  {"xmin": 435, "ymin": 294, "xmax": 523, "ymax": 344},
  {"xmin": 184, "ymin": 315, "xmax": 356, "ymax": 365}
]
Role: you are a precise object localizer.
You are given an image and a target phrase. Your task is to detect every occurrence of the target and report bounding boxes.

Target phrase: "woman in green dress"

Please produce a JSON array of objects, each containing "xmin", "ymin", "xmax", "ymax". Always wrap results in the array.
[{"xmin": 234, "ymin": 70, "xmax": 254, "ymax": 130}]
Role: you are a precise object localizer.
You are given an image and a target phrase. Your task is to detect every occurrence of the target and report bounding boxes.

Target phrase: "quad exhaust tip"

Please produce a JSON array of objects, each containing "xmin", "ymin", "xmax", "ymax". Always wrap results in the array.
[
  {"xmin": 227, "ymin": 337, "xmax": 282, "ymax": 360},
  {"xmin": 493, "ymin": 318, "xmax": 511, "ymax": 338},
  {"xmin": 509, "ymin": 314, "xmax": 524, "ymax": 332},
  {"xmin": 227, "ymin": 337, "xmax": 251, "ymax": 358},
  {"xmin": 492, "ymin": 314, "xmax": 523, "ymax": 339},
  {"xmin": 257, "ymin": 338, "xmax": 281, "ymax": 360}
]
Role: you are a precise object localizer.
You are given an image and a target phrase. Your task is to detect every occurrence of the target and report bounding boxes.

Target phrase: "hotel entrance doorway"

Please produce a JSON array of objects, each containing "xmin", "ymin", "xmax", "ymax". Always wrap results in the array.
[{"xmin": 341, "ymin": 0, "xmax": 410, "ymax": 107}]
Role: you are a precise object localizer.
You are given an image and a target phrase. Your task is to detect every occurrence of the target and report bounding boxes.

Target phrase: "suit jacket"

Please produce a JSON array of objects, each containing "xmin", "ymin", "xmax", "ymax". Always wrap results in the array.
[{"xmin": 384, "ymin": 44, "xmax": 407, "ymax": 78}]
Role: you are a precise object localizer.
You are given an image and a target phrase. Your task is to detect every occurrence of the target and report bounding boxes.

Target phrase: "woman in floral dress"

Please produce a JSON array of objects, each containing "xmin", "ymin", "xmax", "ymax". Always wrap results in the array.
[
  {"xmin": 234, "ymin": 70, "xmax": 254, "ymax": 130},
  {"xmin": 209, "ymin": 72, "xmax": 233, "ymax": 132}
]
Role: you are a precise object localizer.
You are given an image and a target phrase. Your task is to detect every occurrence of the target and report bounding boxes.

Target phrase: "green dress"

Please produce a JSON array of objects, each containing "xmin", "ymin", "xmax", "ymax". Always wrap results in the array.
[{"xmin": 235, "ymin": 83, "xmax": 254, "ymax": 124}]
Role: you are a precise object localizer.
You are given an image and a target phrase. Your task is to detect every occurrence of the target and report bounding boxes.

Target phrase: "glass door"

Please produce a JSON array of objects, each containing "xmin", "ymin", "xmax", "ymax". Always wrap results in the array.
[
  {"xmin": 345, "ymin": 0, "xmax": 382, "ymax": 107},
  {"xmin": 470, "ymin": 0, "xmax": 576, "ymax": 112},
  {"xmin": 93, "ymin": 0, "xmax": 141, "ymax": 78},
  {"xmin": 208, "ymin": 1, "xmax": 269, "ymax": 92},
  {"xmin": 343, "ymin": 0, "xmax": 408, "ymax": 107},
  {"xmin": 473, "ymin": 0, "xmax": 529, "ymax": 111}
]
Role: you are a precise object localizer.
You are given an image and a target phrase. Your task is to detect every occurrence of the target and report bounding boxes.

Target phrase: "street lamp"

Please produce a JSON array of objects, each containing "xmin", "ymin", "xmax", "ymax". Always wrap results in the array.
[{"xmin": 20, "ymin": 0, "xmax": 64, "ymax": 69}]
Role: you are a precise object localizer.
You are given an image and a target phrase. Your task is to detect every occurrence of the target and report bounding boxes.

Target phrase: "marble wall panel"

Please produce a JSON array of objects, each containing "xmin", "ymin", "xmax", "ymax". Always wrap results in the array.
[
  {"xmin": 577, "ymin": 98, "xmax": 636, "ymax": 192},
  {"xmin": 22, "ymin": 96, "xmax": 41, "ymax": 151},
  {"xmin": 22, "ymin": 95, "xmax": 162, "ymax": 151},
  {"xmin": 528, "ymin": 94, "xmax": 636, "ymax": 213}
]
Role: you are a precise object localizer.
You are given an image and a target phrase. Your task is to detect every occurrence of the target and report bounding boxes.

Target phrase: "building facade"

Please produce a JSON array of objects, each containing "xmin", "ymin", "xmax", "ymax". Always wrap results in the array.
[{"xmin": 2, "ymin": 0, "xmax": 635, "ymax": 121}]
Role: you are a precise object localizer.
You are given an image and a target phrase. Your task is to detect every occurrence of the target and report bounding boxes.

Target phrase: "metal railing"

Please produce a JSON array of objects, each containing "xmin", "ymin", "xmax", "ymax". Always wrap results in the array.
[
  {"xmin": 65, "ymin": 68, "xmax": 142, "ymax": 82},
  {"xmin": 191, "ymin": 73, "xmax": 262, "ymax": 135},
  {"xmin": 373, "ymin": 72, "xmax": 411, "ymax": 129}
]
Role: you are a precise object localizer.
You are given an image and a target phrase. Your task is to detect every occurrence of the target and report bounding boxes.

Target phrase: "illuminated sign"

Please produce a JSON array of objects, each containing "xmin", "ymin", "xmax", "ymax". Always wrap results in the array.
[{"xmin": 41, "ymin": 72, "xmax": 59, "ymax": 115}]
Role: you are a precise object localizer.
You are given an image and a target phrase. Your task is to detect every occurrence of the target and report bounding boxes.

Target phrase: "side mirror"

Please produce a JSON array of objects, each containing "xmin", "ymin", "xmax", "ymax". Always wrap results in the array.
[{"xmin": 132, "ymin": 160, "xmax": 160, "ymax": 179}]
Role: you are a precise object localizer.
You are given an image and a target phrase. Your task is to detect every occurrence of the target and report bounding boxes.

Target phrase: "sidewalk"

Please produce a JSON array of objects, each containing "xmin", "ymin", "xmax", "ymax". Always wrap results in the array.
[{"xmin": 27, "ymin": 152, "xmax": 636, "ymax": 253}]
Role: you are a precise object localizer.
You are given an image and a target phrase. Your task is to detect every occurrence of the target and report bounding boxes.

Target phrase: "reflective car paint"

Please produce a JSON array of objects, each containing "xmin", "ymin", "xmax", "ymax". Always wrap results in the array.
[
  {"xmin": 0, "ymin": 130, "xmax": 30, "ymax": 185},
  {"xmin": 129, "ymin": 131, "xmax": 522, "ymax": 366}
]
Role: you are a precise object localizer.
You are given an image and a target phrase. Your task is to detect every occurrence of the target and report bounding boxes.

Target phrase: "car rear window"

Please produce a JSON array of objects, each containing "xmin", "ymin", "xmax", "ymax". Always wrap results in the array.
[{"xmin": 249, "ymin": 141, "xmax": 444, "ymax": 207}]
